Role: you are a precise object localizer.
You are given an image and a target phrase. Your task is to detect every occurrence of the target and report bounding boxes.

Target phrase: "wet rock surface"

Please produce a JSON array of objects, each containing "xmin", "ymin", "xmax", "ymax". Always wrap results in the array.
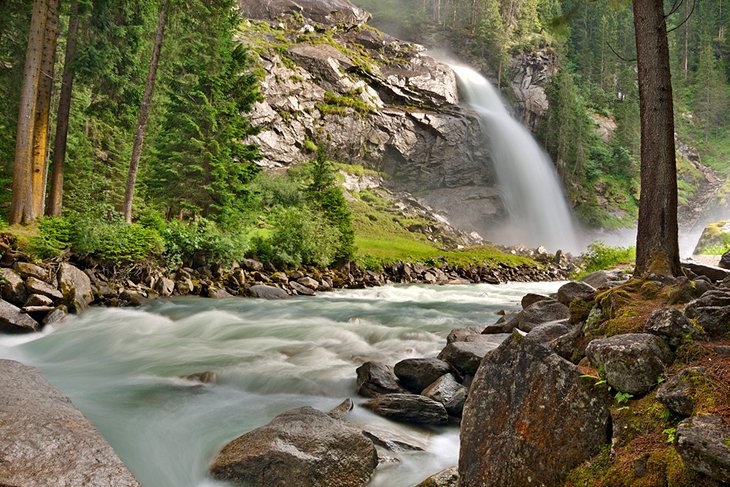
[
  {"xmin": 210, "ymin": 406, "xmax": 378, "ymax": 487},
  {"xmin": 459, "ymin": 333, "xmax": 611, "ymax": 486},
  {"xmin": 393, "ymin": 357, "xmax": 452, "ymax": 393},
  {"xmin": 362, "ymin": 393, "xmax": 448, "ymax": 425},
  {"xmin": 0, "ymin": 359, "xmax": 140, "ymax": 487},
  {"xmin": 356, "ymin": 361, "xmax": 406, "ymax": 397}
]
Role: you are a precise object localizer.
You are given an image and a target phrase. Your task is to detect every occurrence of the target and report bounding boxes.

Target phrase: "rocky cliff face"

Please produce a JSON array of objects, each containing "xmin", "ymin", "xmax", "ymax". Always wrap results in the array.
[{"xmin": 237, "ymin": 0, "xmax": 505, "ymax": 237}]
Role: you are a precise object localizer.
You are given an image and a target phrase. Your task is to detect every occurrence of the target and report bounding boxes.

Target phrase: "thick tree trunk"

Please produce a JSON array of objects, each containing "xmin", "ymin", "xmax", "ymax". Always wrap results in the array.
[
  {"xmin": 30, "ymin": 0, "xmax": 59, "ymax": 217},
  {"xmin": 122, "ymin": 0, "xmax": 168, "ymax": 223},
  {"xmin": 633, "ymin": 0, "xmax": 681, "ymax": 277},
  {"xmin": 9, "ymin": 0, "xmax": 49, "ymax": 225},
  {"xmin": 47, "ymin": 0, "xmax": 80, "ymax": 217}
]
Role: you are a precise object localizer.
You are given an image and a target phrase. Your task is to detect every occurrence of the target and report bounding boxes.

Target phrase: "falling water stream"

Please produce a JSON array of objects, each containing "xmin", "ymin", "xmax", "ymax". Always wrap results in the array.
[
  {"xmin": 0, "ymin": 282, "xmax": 564, "ymax": 487},
  {"xmin": 450, "ymin": 65, "xmax": 578, "ymax": 252}
]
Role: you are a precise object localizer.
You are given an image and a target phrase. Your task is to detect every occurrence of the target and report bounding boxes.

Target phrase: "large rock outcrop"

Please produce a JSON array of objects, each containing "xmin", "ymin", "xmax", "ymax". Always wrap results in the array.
[
  {"xmin": 0, "ymin": 359, "xmax": 140, "ymax": 486},
  {"xmin": 236, "ymin": 0, "xmax": 505, "ymax": 237},
  {"xmin": 210, "ymin": 406, "xmax": 378, "ymax": 486},
  {"xmin": 459, "ymin": 333, "xmax": 611, "ymax": 487}
]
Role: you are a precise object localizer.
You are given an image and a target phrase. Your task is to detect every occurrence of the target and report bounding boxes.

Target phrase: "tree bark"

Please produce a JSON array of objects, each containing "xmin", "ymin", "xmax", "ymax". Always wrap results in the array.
[
  {"xmin": 122, "ymin": 0, "xmax": 168, "ymax": 223},
  {"xmin": 9, "ymin": 0, "xmax": 49, "ymax": 225},
  {"xmin": 47, "ymin": 0, "xmax": 80, "ymax": 217},
  {"xmin": 30, "ymin": 0, "xmax": 59, "ymax": 218},
  {"xmin": 633, "ymin": 0, "xmax": 681, "ymax": 277}
]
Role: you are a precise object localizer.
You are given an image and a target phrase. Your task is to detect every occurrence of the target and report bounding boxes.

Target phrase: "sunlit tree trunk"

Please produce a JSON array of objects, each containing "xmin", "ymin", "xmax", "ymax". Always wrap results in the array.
[
  {"xmin": 47, "ymin": 0, "xmax": 80, "ymax": 217},
  {"xmin": 9, "ymin": 0, "xmax": 49, "ymax": 225},
  {"xmin": 30, "ymin": 0, "xmax": 59, "ymax": 217},
  {"xmin": 633, "ymin": 0, "xmax": 681, "ymax": 277},
  {"xmin": 122, "ymin": 0, "xmax": 168, "ymax": 223}
]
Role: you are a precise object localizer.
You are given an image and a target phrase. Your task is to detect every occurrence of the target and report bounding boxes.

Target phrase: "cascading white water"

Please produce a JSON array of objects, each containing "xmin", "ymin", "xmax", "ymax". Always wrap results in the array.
[{"xmin": 451, "ymin": 64, "xmax": 578, "ymax": 251}]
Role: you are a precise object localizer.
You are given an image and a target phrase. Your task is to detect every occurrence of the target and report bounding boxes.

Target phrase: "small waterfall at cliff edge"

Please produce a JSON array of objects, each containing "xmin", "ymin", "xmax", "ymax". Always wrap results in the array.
[{"xmin": 451, "ymin": 64, "xmax": 578, "ymax": 252}]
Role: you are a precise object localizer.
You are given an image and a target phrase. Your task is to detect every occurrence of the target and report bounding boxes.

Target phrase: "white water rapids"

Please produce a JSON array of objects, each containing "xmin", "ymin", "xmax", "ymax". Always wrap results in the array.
[
  {"xmin": 0, "ymin": 282, "xmax": 564, "ymax": 486},
  {"xmin": 450, "ymin": 65, "xmax": 578, "ymax": 252}
]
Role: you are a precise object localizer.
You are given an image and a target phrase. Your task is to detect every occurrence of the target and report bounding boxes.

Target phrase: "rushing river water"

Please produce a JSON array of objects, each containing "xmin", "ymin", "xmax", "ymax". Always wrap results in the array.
[{"xmin": 0, "ymin": 282, "xmax": 564, "ymax": 487}]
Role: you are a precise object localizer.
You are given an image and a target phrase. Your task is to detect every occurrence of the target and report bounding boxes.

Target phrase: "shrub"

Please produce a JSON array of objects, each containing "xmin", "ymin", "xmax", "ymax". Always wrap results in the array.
[
  {"xmin": 71, "ymin": 214, "xmax": 164, "ymax": 264},
  {"xmin": 576, "ymin": 241, "xmax": 635, "ymax": 277},
  {"xmin": 254, "ymin": 205, "xmax": 340, "ymax": 267},
  {"xmin": 163, "ymin": 218, "xmax": 249, "ymax": 268},
  {"xmin": 31, "ymin": 217, "xmax": 74, "ymax": 258}
]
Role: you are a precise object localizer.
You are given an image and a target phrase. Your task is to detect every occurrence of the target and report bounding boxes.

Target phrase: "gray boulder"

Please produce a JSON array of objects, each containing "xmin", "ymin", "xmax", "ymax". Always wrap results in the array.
[
  {"xmin": 327, "ymin": 398, "xmax": 354, "ymax": 420},
  {"xmin": 684, "ymin": 290, "xmax": 730, "ymax": 338},
  {"xmin": 12, "ymin": 261, "xmax": 48, "ymax": 280},
  {"xmin": 585, "ymin": 333, "xmax": 670, "ymax": 395},
  {"xmin": 556, "ymin": 281, "xmax": 596, "ymax": 306},
  {"xmin": 247, "ymin": 284, "xmax": 289, "ymax": 299},
  {"xmin": 716, "ymin": 248, "xmax": 730, "ymax": 274},
  {"xmin": 58, "ymin": 263, "xmax": 94, "ymax": 312},
  {"xmin": 676, "ymin": 415, "xmax": 730, "ymax": 483},
  {"xmin": 415, "ymin": 466, "xmax": 458, "ymax": 487},
  {"xmin": 362, "ymin": 393, "xmax": 448, "ymax": 425},
  {"xmin": 393, "ymin": 357, "xmax": 451, "ymax": 393},
  {"xmin": 0, "ymin": 299, "xmax": 39, "ymax": 333},
  {"xmin": 525, "ymin": 320, "xmax": 571, "ymax": 344},
  {"xmin": 355, "ymin": 361, "xmax": 405, "ymax": 397},
  {"xmin": 0, "ymin": 359, "xmax": 140, "ymax": 486},
  {"xmin": 24, "ymin": 293, "xmax": 54, "ymax": 307},
  {"xmin": 438, "ymin": 334, "xmax": 509, "ymax": 375},
  {"xmin": 644, "ymin": 307, "xmax": 699, "ymax": 348},
  {"xmin": 682, "ymin": 262, "xmax": 730, "ymax": 282},
  {"xmin": 0, "ymin": 268, "xmax": 27, "ymax": 306},
  {"xmin": 517, "ymin": 299, "xmax": 570, "ymax": 332},
  {"xmin": 446, "ymin": 326, "xmax": 483, "ymax": 343},
  {"xmin": 581, "ymin": 269, "xmax": 627, "ymax": 289},
  {"xmin": 155, "ymin": 277, "xmax": 175, "ymax": 297},
  {"xmin": 289, "ymin": 280, "xmax": 316, "ymax": 296},
  {"xmin": 421, "ymin": 373, "xmax": 467, "ymax": 416},
  {"xmin": 481, "ymin": 312, "xmax": 519, "ymax": 334},
  {"xmin": 459, "ymin": 333, "xmax": 611, "ymax": 487},
  {"xmin": 43, "ymin": 306, "xmax": 68, "ymax": 326},
  {"xmin": 24, "ymin": 276, "xmax": 62, "ymax": 301},
  {"xmin": 210, "ymin": 406, "xmax": 377, "ymax": 487},
  {"xmin": 656, "ymin": 367, "xmax": 705, "ymax": 417},
  {"xmin": 521, "ymin": 293, "xmax": 550, "ymax": 309}
]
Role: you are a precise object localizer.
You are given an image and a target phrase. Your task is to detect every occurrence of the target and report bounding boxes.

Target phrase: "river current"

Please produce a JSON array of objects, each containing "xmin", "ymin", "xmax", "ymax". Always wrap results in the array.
[{"xmin": 0, "ymin": 282, "xmax": 564, "ymax": 486}]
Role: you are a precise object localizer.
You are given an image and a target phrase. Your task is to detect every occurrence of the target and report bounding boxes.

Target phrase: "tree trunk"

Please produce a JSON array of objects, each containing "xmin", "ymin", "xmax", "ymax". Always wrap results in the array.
[
  {"xmin": 30, "ymin": 0, "xmax": 59, "ymax": 218},
  {"xmin": 633, "ymin": 0, "xmax": 681, "ymax": 277},
  {"xmin": 122, "ymin": 0, "xmax": 168, "ymax": 223},
  {"xmin": 683, "ymin": 0, "xmax": 689, "ymax": 79},
  {"xmin": 9, "ymin": 0, "xmax": 49, "ymax": 225},
  {"xmin": 47, "ymin": 0, "xmax": 80, "ymax": 217}
]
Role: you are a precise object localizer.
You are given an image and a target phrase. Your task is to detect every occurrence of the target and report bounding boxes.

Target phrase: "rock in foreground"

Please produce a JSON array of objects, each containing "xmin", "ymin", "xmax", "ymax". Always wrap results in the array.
[
  {"xmin": 210, "ymin": 406, "xmax": 377, "ymax": 487},
  {"xmin": 676, "ymin": 415, "xmax": 730, "ymax": 483},
  {"xmin": 0, "ymin": 359, "xmax": 140, "ymax": 487},
  {"xmin": 459, "ymin": 333, "xmax": 611, "ymax": 487}
]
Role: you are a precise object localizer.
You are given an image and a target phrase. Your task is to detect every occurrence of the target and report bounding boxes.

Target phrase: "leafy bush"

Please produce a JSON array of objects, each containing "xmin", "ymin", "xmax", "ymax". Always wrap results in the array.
[
  {"xmin": 162, "ymin": 218, "xmax": 249, "ymax": 268},
  {"xmin": 71, "ymin": 214, "xmax": 164, "ymax": 264},
  {"xmin": 30, "ymin": 217, "xmax": 74, "ymax": 258},
  {"xmin": 254, "ymin": 205, "xmax": 340, "ymax": 267},
  {"xmin": 576, "ymin": 241, "xmax": 635, "ymax": 276},
  {"xmin": 249, "ymin": 172, "xmax": 303, "ymax": 208}
]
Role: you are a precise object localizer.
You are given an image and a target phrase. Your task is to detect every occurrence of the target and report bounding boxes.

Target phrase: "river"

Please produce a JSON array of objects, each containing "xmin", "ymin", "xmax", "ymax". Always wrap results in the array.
[{"xmin": 0, "ymin": 281, "xmax": 564, "ymax": 487}]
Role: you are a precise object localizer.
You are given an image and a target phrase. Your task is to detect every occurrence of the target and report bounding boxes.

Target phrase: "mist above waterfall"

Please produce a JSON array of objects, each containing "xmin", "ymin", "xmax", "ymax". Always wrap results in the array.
[{"xmin": 450, "ymin": 64, "xmax": 579, "ymax": 252}]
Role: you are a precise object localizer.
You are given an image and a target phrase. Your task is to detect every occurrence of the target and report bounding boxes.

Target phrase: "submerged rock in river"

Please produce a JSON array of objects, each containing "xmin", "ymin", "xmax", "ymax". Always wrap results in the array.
[
  {"xmin": 210, "ymin": 406, "xmax": 378, "ymax": 487},
  {"xmin": 0, "ymin": 359, "xmax": 140, "ymax": 486}
]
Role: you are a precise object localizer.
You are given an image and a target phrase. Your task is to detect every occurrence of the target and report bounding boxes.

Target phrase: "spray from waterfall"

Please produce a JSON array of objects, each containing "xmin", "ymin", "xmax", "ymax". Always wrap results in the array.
[{"xmin": 450, "ymin": 64, "xmax": 578, "ymax": 252}]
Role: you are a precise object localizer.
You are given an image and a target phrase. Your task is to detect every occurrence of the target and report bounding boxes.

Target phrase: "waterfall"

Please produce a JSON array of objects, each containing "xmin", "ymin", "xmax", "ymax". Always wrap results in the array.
[{"xmin": 451, "ymin": 64, "xmax": 578, "ymax": 252}]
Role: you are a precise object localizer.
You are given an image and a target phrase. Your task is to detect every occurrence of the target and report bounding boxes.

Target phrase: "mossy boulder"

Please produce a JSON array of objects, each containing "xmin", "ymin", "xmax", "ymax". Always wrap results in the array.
[{"xmin": 693, "ymin": 220, "xmax": 730, "ymax": 255}]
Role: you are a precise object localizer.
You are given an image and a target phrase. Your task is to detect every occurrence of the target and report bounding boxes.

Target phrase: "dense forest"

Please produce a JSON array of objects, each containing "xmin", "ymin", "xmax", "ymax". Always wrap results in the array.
[
  {"xmin": 0, "ymin": 0, "xmax": 728, "ymax": 267},
  {"xmin": 0, "ymin": 0, "xmax": 356, "ymax": 269}
]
